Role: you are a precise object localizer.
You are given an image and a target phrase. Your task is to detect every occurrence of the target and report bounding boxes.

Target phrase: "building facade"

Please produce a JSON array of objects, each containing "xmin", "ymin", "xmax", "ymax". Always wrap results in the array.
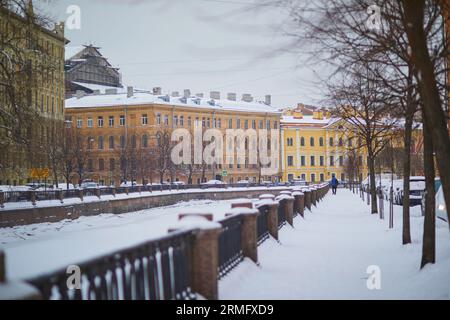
[
  {"xmin": 281, "ymin": 107, "xmax": 369, "ymax": 183},
  {"xmin": 65, "ymin": 89, "xmax": 281, "ymax": 186},
  {"xmin": 0, "ymin": 2, "xmax": 67, "ymax": 186}
]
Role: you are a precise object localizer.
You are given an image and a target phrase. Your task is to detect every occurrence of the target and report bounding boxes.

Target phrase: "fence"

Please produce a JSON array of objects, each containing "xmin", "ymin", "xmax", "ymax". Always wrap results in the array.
[
  {"xmin": 1, "ymin": 183, "xmax": 330, "ymax": 300},
  {"xmin": 26, "ymin": 230, "xmax": 194, "ymax": 300}
]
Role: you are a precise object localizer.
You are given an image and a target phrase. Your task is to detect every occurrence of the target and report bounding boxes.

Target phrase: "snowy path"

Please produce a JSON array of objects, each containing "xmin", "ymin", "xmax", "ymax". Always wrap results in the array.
[{"xmin": 220, "ymin": 189, "xmax": 450, "ymax": 299}]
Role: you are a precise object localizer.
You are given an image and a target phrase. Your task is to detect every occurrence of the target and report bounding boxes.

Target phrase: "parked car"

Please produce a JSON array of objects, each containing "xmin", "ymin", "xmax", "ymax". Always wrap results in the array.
[
  {"xmin": 395, "ymin": 177, "xmax": 425, "ymax": 206},
  {"xmin": 421, "ymin": 179, "xmax": 447, "ymax": 222},
  {"xmin": 202, "ymin": 180, "xmax": 225, "ymax": 185},
  {"xmin": 81, "ymin": 182, "xmax": 99, "ymax": 189},
  {"xmin": 291, "ymin": 179, "xmax": 307, "ymax": 186}
]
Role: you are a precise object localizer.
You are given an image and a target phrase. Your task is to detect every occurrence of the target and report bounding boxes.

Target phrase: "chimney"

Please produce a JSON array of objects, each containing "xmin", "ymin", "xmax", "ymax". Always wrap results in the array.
[
  {"xmin": 183, "ymin": 89, "xmax": 191, "ymax": 98},
  {"xmin": 242, "ymin": 93, "xmax": 253, "ymax": 102},
  {"xmin": 196, "ymin": 93, "xmax": 204, "ymax": 98},
  {"xmin": 153, "ymin": 87, "xmax": 162, "ymax": 95},
  {"xmin": 76, "ymin": 90, "xmax": 85, "ymax": 99},
  {"xmin": 227, "ymin": 93, "xmax": 236, "ymax": 101},
  {"xmin": 210, "ymin": 91, "xmax": 220, "ymax": 100},
  {"xmin": 172, "ymin": 91, "xmax": 180, "ymax": 97},
  {"xmin": 265, "ymin": 95, "xmax": 271, "ymax": 105},
  {"xmin": 127, "ymin": 86, "xmax": 134, "ymax": 98}
]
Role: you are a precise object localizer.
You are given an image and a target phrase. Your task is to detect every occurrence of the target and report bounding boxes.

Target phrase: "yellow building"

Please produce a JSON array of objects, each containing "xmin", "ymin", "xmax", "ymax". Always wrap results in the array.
[
  {"xmin": 281, "ymin": 106, "xmax": 369, "ymax": 183},
  {"xmin": 0, "ymin": 2, "xmax": 68, "ymax": 185},
  {"xmin": 65, "ymin": 89, "xmax": 281, "ymax": 186}
]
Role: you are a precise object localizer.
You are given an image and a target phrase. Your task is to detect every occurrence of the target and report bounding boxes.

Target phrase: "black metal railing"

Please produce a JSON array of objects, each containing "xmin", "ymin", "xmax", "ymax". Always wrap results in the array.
[
  {"xmin": 218, "ymin": 215, "xmax": 243, "ymax": 279},
  {"xmin": 26, "ymin": 230, "xmax": 195, "ymax": 300},
  {"xmin": 277, "ymin": 199, "xmax": 286, "ymax": 229},
  {"xmin": 99, "ymin": 187, "xmax": 115, "ymax": 196},
  {"xmin": 35, "ymin": 190, "xmax": 58, "ymax": 201},
  {"xmin": 256, "ymin": 205, "xmax": 269, "ymax": 245},
  {"xmin": 3, "ymin": 190, "xmax": 31, "ymax": 202}
]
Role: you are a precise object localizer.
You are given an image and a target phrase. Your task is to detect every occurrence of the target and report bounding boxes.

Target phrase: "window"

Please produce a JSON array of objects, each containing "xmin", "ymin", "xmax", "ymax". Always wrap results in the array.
[
  {"xmin": 174, "ymin": 115, "xmax": 178, "ymax": 126},
  {"xmin": 164, "ymin": 115, "xmax": 169, "ymax": 125},
  {"xmin": 202, "ymin": 117, "xmax": 206, "ymax": 127},
  {"xmin": 244, "ymin": 119, "xmax": 249, "ymax": 129},
  {"xmin": 87, "ymin": 159, "xmax": 93, "ymax": 172},
  {"xmin": 274, "ymin": 121, "xmax": 278, "ymax": 129},
  {"xmin": 87, "ymin": 117, "xmax": 93, "ymax": 128},
  {"xmin": 300, "ymin": 137, "xmax": 305, "ymax": 146},
  {"xmin": 320, "ymin": 156, "xmax": 324, "ymax": 166},
  {"xmin": 287, "ymin": 138, "xmax": 293, "ymax": 146},
  {"xmin": 319, "ymin": 137, "xmax": 324, "ymax": 146},
  {"xmin": 228, "ymin": 118, "xmax": 233, "ymax": 129},
  {"xmin": 120, "ymin": 115, "xmax": 126, "ymax": 126},
  {"xmin": 330, "ymin": 156, "xmax": 335, "ymax": 166},
  {"xmin": 288, "ymin": 174, "xmax": 294, "ymax": 181},
  {"xmin": 339, "ymin": 156, "xmax": 344, "ymax": 166},
  {"xmin": 287, "ymin": 156, "xmax": 294, "ymax": 166},
  {"xmin": 348, "ymin": 138, "xmax": 353, "ymax": 147},
  {"xmin": 156, "ymin": 113, "xmax": 161, "ymax": 125},
  {"xmin": 341, "ymin": 173, "xmax": 345, "ymax": 181},
  {"xmin": 237, "ymin": 119, "xmax": 241, "ymax": 129},
  {"xmin": 259, "ymin": 120, "xmax": 263, "ymax": 129},
  {"xmin": 188, "ymin": 116, "xmax": 192, "ymax": 127},
  {"xmin": 310, "ymin": 156, "xmax": 315, "ymax": 166},
  {"xmin": 301, "ymin": 156, "xmax": 306, "ymax": 166},
  {"xmin": 109, "ymin": 136, "xmax": 115, "ymax": 149},
  {"xmin": 142, "ymin": 134, "xmax": 148, "ymax": 148},
  {"xmin": 320, "ymin": 173, "xmax": 324, "ymax": 182},
  {"xmin": 301, "ymin": 173, "xmax": 306, "ymax": 180},
  {"xmin": 98, "ymin": 159, "xmax": 105, "ymax": 171},
  {"xmin": 207, "ymin": 118, "xmax": 210, "ymax": 127},
  {"xmin": 142, "ymin": 114, "xmax": 148, "ymax": 125},
  {"xmin": 109, "ymin": 158, "xmax": 115, "ymax": 171},
  {"xmin": 109, "ymin": 116, "xmax": 114, "ymax": 127},
  {"xmin": 218, "ymin": 118, "xmax": 221, "ymax": 128},
  {"xmin": 180, "ymin": 116, "xmax": 184, "ymax": 126},
  {"xmin": 213, "ymin": 118, "xmax": 217, "ymax": 128},
  {"xmin": 98, "ymin": 116, "xmax": 104, "ymax": 128},
  {"xmin": 310, "ymin": 137, "xmax": 315, "ymax": 146},
  {"xmin": 131, "ymin": 135, "xmax": 136, "ymax": 148},
  {"xmin": 98, "ymin": 136, "xmax": 104, "ymax": 150},
  {"xmin": 252, "ymin": 120, "xmax": 256, "ymax": 129},
  {"xmin": 120, "ymin": 135, "xmax": 126, "ymax": 148},
  {"xmin": 329, "ymin": 137, "xmax": 334, "ymax": 146},
  {"xmin": 311, "ymin": 173, "xmax": 316, "ymax": 182},
  {"xmin": 65, "ymin": 117, "xmax": 72, "ymax": 128},
  {"xmin": 339, "ymin": 137, "xmax": 343, "ymax": 146},
  {"xmin": 266, "ymin": 120, "xmax": 270, "ymax": 130}
]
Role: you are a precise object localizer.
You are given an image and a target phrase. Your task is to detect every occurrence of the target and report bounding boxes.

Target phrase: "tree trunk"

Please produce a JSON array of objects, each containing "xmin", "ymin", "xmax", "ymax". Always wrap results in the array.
[
  {"xmin": 421, "ymin": 112, "xmax": 435, "ymax": 268},
  {"xmin": 403, "ymin": 0, "xmax": 450, "ymax": 227},
  {"xmin": 368, "ymin": 150, "xmax": 378, "ymax": 214},
  {"xmin": 402, "ymin": 113, "xmax": 413, "ymax": 244}
]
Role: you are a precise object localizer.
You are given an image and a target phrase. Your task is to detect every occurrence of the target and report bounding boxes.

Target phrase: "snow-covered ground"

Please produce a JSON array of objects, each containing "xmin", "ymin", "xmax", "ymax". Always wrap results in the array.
[
  {"xmin": 220, "ymin": 189, "xmax": 450, "ymax": 299},
  {"xmin": 0, "ymin": 199, "xmax": 252, "ymax": 281}
]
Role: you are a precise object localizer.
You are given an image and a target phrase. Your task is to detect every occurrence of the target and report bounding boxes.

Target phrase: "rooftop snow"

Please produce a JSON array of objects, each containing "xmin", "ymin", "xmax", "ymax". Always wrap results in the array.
[
  {"xmin": 65, "ymin": 92, "xmax": 282, "ymax": 114},
  {"xmin": 281, "ymin": 115, "xmax": 337, "ymax": 126}
]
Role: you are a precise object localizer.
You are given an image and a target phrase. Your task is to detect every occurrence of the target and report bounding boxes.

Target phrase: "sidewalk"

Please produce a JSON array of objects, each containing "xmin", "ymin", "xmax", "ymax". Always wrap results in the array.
[{"xmin": 219, "ymin": 189, "xmax": 450, "ymax": 299}]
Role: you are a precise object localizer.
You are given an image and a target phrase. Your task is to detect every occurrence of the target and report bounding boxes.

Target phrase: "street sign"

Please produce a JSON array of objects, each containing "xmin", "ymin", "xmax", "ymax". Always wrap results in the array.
[{"xmin": 222, "ymin": 170, "xmax": 228, "ymax": 177}]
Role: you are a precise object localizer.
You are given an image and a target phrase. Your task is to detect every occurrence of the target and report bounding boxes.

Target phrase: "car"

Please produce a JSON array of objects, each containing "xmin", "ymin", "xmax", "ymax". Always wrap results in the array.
[
  {"xmin": 81, "ymin": 182, "xmax": 99, "ymax": 189},
  {"xmin": 291, "ymin": 179, "xmax": 307, "ymax": 186},
  {"xmin": 202, "ymin": 180, "xmax": 225, "ymax": 185},
  {"xmin": 421, "ymin": 179, "xmax": 447, "ymax": 222}
]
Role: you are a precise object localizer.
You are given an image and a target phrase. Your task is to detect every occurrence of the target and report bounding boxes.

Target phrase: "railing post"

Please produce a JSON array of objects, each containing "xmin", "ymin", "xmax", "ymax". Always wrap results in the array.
[
  {"xmin": 0, "ymin": 250, "xmax": 5, "ymax": 283},
  {"xmin": 56, "ymin": 189, "xmax": 64, "ymax": 204},
  {"xmin": 277, "ymin": 193, "xmax": 294, "ymax": 226},
  {"xmin": 125, "ymin": 187, "xmax": 129, "ymax": 195},
  {"xmin": 171, "ymin": 214, "xmax": 221, "ymax": 300},
  {"xmin": 95, "ymin": 187, "xmax": 101, "ymax": 199},
  {"xmin": 311, "ymin": 188, "xmax": 317, "ymax": 207},
  {"xmin": 266, "ymin": 202, "xmax": 279, "ymax": 240},
  {"xmin": 78, "ymin": 188, "xmax": 84, "ymax": 201},
  {"xmin": 229, "ymin": 201, "xmax": 259, "ymax": 264},
  {"xmin": 112, "ymin": 187, "xmax": 116, "ymax": 197},
  {"xmin": 0, "ymin": 191, "xmax": 4, "ymax": 208},
  {"xmin": 137, "ymin": 185, "xmax": 142, "ymax": 194},
  {"xmin": 30, "ymin": 190, "xmax": 36, "ymax": 206},
  {"xmin": 293, "ymin": 191, "xmax": 305, "ymax": 218},
  {"xmin": 304, "ymin": 189, "xmax": 311, "ymax": 211}
]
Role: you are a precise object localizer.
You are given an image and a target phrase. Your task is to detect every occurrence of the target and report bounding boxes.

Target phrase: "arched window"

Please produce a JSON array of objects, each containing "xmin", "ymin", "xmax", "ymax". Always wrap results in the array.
[
  {"xmin": 120, "ymin": 135, "xmax": 126, "ymax": 149},
  {"xmin": 300, "ymin": 137, "xmax": 305, "ymax": 146},
  {"xmin": 310, "ymin": 137, "xmax": 315, "ymax": 146},
  {"xmin": 109, "ymin": 136, "xmax": 115, "ymax": 149},
  {"xmin": 98, "ymin": 159, "xmax": 105, "ymax": 171},
  {"xmin": 142, "ymin": 134, "xmax": 148, "ymax": 148},
  {"xmin": 319, "ymin": 137, "xmax": 324, "ymax": 146},
  {"xmin": 109, "ymin": 158, "xmax": 115, "ymax": 171},
  {"xmin": 87, "ymin": 136, "xmax": 94, "ymax": 150},
  {"xmin": 339, "ymin": 137, "xmax": 343, "ymax": 147},
  {"xmin": 329, "ymin": 137, "xmax": 334, "ymax": 146},
  {"xmin": 131, "ymin": 135, "xmax": 137, "ymax": 148}
]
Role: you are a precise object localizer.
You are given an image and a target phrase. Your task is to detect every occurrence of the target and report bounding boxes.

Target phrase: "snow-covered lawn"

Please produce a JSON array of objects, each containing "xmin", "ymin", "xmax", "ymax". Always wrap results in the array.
[
  {"xmin": 219, "ymin": 189, "xmax": 450, "ymax": 299},
  {"xmin": 0, "ymin": 199, "xmax": 250, "ymax": 281}
]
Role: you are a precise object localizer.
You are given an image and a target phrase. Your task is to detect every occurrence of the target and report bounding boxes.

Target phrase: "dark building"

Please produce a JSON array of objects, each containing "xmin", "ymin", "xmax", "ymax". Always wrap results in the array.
[{"xmin": 65, "ymin": 45, "xmax": 122, "ymax": 97}]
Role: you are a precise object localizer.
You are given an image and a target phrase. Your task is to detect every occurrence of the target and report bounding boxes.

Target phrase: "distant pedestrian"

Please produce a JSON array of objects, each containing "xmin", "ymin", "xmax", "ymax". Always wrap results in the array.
[{"xmin": 331, "ymin": 177, "xmax": 339, "ymax": 195}]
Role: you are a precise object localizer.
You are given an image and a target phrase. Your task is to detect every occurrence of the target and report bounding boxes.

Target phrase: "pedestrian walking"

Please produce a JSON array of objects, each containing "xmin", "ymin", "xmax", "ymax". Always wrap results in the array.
[{"xmin": 331, "ymin": 177, "xmax": 339, "ymax": 195}]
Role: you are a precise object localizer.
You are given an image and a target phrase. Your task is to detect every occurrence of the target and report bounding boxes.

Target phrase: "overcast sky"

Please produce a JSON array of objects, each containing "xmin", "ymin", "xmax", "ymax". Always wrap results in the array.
[{"xmin": 38, "ymin": 0, "xmax": 329, "ymax": 108}]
